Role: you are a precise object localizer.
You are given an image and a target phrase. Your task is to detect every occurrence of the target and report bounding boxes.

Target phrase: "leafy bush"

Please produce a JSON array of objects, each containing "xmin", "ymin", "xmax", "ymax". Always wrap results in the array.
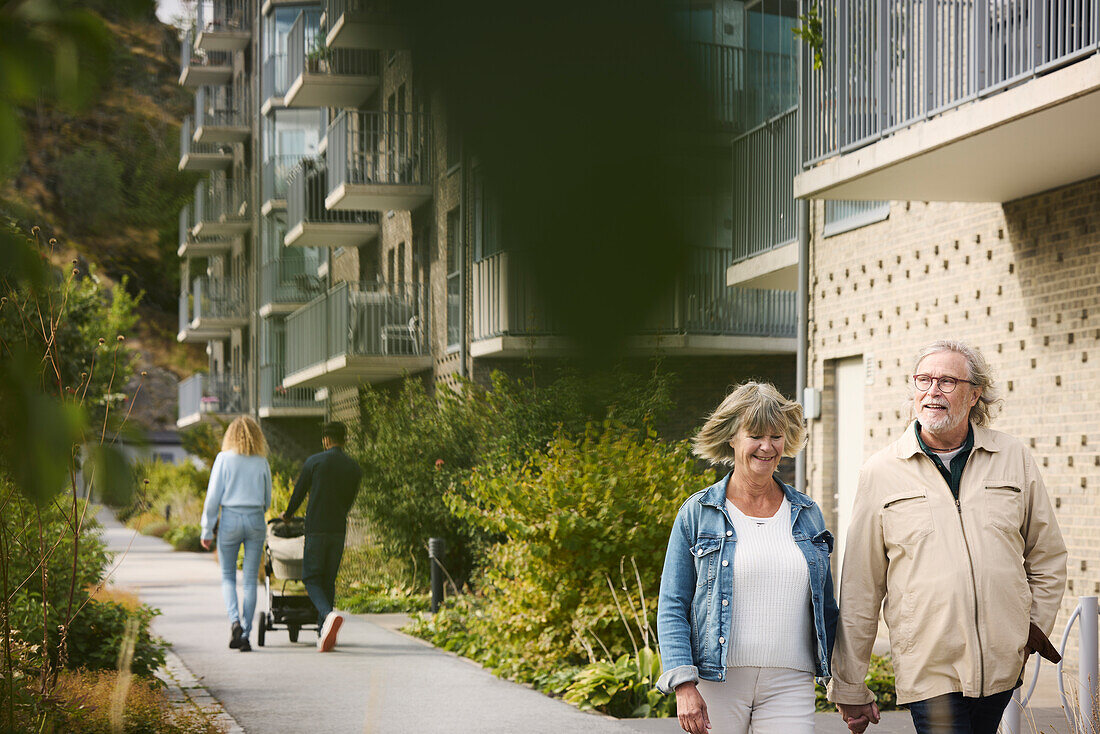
[
  {"xmin": 563, "ymin": 647, "xmax": 673, "ymax": 718},
  {"xmin": 56, "ymin": 144, "xmax": 124, "ymax": 234},
  {"xmin": 65, "ymin": 599, "xmax": 167, "ymax": 678},
  {"xmin": 165, "ymin": 524, "xmax": 203, "ymax": 553}
]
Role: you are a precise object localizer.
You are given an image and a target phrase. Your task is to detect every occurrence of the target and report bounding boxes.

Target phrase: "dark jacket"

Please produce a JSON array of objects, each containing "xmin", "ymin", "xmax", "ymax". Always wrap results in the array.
[{"xmin": 286, "ymin": 446, "xmax": 362, "ymax": 534}]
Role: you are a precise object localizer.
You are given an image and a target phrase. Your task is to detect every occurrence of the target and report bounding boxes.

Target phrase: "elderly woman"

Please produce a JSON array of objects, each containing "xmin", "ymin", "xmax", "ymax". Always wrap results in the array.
[
  {"xmin": 656, "ymin": 382, "xmax": 838, "ymax": 734},
  {"xmin": 200, "ymin": 416, "xmax": 272, "ymax": 653}
]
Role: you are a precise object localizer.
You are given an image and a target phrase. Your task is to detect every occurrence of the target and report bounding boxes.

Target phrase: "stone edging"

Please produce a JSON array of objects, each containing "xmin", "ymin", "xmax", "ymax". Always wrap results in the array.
[{"xmin": 155, "ymin": 648, "xmax": 246, "ymax": 734}]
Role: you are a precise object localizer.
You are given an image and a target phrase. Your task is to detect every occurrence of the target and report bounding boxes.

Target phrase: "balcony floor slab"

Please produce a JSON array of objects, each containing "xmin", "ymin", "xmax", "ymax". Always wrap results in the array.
[
  {"xmin": 180, "ymin": 66, "xmax": 232, "ymax": 88},
  {"xmin": 627, "ymin": 334, "xmax": 797, "ymax": 355},
  {"xmin": 194, "ymin": 125, "xmax": 250, "ymax": 145},
  {"xmin": 284, "ymin": 74, "xmax": 379, "ymax": 110},
  {"xmin": 326, "ymin": 182, "xmax": 432, "ymax": 212},
  {"xmin": 726, "ymin": 241, "xmax": 798, "ymax": 290},
  {"xmin": 179, "ymin": 152, "xmax": 233, "ymax": 172},
  {"xmin": 195, "ymin": 31, "xmax": 250, "ymax": 53},
  {"xmin": 283, "ymin": 354, "xmax": 432, "ymax": 388},
  {"xmin": 177, "ymin": 240, "xmax": 232, "ymax": 258},
  {"xmin": 326, "ymin": 14, "xmax": 411, "ymax": 50},
  {"xmin": 284, "ymin": 221, "xmax": 380, "ymax": 248}
]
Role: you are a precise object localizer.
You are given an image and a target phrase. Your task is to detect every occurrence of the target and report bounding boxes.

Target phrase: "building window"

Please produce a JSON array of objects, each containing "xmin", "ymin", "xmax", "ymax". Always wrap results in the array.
[
  {"xmin": 446, "ymin": 208, "xmax": 461, "ymax": 349},
  {"xmin": 387, "ymin": 248, "xmax": 395, "ymax": 284},
  {"xmin": 397, "ymin": 242, "xmax": 405, "ymax": 284},
  {"xmin": 823, "ymin": 201, "xmax": 890, "ymax": 238}
]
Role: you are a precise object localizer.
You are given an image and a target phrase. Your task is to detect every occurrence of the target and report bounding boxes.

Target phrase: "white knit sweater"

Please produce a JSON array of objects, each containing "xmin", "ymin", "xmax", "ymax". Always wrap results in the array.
[{"xmin": 724, "ymin": 497, "xmax": 815, "ymax": 673}]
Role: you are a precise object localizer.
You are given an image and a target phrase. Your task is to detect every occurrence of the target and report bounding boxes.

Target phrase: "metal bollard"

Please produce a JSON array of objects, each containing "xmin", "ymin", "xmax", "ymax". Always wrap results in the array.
[
  {"xmin": 428, "ymin": 537, "xmax": 445, "ymax": 613},
  {"xmin": 1001, "ymin": 655, "xmax": 1042, "ymax": 734},
  {"xmin": 1058, "ymin": 596, "xmax": 1100, "ymax": 734}
]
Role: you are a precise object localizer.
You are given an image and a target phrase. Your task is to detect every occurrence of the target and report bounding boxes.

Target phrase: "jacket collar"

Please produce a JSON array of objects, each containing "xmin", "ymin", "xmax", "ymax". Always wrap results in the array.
[
  {"xmin": 698, "ymin": 470, "xmax": 813, "ymax": 509},
  {"xmin": 898, "ymin": 421, "xmax": 1002, "ymax": 458}
]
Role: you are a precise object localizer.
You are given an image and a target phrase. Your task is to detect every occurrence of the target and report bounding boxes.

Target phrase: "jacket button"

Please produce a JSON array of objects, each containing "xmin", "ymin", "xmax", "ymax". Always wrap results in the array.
[
  {"xmin": 722, "ymin": 560, "xmax": 729, "ymax": 567},
  {"xmin": 725, "ymin": 530, "xmax": 732, "ymax": 537},
  {"xmin": 722, "ymin": 599, "xmax": 729, "ymax": 606},
  {"xmin": 719, "ymin": 637, "xmax": 725, "ymax": 644}
]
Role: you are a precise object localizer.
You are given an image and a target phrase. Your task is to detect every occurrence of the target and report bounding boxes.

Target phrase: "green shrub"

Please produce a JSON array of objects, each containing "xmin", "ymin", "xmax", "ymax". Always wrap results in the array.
[
  {"xmin": 64, "ymin": 599, "xmax": 168, "ymax": 678},
  {"xmin": 55, "ymin": 144, "xmax": 123, "ymax": 234},
  {"xmin": 165, "ymin": 524, "xmax": 203, "ymax": 552},
  {"xmin": 563, "ymin": 647, "xmax": 674, "ymax": 718}
]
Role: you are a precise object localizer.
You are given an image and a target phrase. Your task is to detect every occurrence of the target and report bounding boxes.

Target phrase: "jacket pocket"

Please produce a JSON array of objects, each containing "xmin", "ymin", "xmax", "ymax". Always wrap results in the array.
[
  {"xmin": 881, "ymin": 492, "xmax": 933, "ymax": 547},
  {"xmin": 984, "ymin": 481, "xmax": 1023, "ymax": 534},
  {"xmin": 690, "ymin": 536, "xmax": 722, "ymax": 588}
]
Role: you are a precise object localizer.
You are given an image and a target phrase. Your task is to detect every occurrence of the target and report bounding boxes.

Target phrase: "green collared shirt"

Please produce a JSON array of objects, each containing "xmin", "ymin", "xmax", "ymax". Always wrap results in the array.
[{"xmin": 914, "ymin": 420, "xmax": 975, "ymax": 500}]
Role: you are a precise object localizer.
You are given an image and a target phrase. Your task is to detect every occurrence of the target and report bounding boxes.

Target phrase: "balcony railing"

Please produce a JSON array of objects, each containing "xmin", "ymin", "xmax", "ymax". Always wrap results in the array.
[
  {"xmin": 193, "ymin": 177, "xmax": 250, "ymax": 235},
  {"xmin": 179, "ymin": 115, "xmax": 232, "ymax": 170},
  {"xmin": 182, "ymin": 275, "xmax": 248, "ymax": 324},
  {"xmin": 178, "ymin": 205, "xmax": 231, "ymax": 256},
  {"xmin": 732, "ymin": 107, "xmax": 797, "ymax": 263},
  {"xmin": 262, "ymin": 53, "xmax": 289, "ymax": 105},
  {"xmin": 693, "ymin": 43, "xmax": 798, "ymax": 132},
  {"xmin": 286, "ymin": 160, "xmax": 380, "ymax": 246},
  {"xmin": 285, "ymin": 281, "xmax": 427, "ymax": 379},
  {"xmin": 471, "ymin": 252, "xmax": 560, "ymax": 342},
  {"xmin": 194, "ymin": 83, "xmax": 251, "ymax": 140},
  {"xmin": 178, "ymin": 373, "xmax": 248, "ymax": 425},
  {"xmin": 327, "ymin": 110, "xmax": 432, "ymax": 210},
  {"xmin": 195, "ymin": 0, "xmax": 251, "ymax": 50},
  {"xmin": 262, "ymin": 154, "xmax": 308, "ymax": 205},
  {"xmin": 259, "ymin": 362, "xmax": 322, "ymax": 411},
  {"xmin": 261, "ymin": 257, "xmax": 327, "ymax": 307},
  {"xmin": 285, "ymin": 10, "xmax": 381, "ymax": 108},
  {"xmin": 180, "ymin": 28, "xmax": 232, "ymax": 86},
  {"xmin": 804, "ymin": 0, "xmax": 1100, "ymax": 164}
]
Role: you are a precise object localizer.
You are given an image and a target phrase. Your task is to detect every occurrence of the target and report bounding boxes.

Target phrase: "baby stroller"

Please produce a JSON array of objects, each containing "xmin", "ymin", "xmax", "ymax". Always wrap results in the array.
[{"xmin": 256, "ymin": 517, "xmax": 320, "ymax": 646}]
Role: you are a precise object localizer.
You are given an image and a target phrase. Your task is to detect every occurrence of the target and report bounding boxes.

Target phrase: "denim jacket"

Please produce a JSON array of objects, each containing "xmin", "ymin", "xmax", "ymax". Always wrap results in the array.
[{"xmin": 655, "ymin": 472, "xmax": 839, "ymax": 693}]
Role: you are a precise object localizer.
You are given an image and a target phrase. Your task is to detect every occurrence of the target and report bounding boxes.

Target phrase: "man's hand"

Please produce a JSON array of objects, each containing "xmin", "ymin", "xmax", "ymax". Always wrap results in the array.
[
  {"xmin": 201, "ymin": 538, "xmax": 213, "ymax": 551},
  {"xmin": 837, "ymin": 701, "xmax": 880, "ymax": 734},
  {"xmin": 674, "ymin": 681, "xmax": 711, "ymax": 734}
]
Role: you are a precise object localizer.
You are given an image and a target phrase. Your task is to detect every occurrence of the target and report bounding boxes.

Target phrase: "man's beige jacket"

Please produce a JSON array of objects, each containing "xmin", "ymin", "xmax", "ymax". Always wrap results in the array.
[{"xmin": 827, "ymin": 422, "xmax": 1067, "ymax": 705}]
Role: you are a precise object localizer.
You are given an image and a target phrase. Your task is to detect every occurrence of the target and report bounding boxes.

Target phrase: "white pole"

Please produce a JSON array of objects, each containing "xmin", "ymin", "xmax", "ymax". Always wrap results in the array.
[
  {"xmin": 1080, "ymin": 597, "xmax": 1099, "ymax": 734},
  {"xmin": 1001, "ymin": 688, "xmax": 1022, "ymax": 734}
]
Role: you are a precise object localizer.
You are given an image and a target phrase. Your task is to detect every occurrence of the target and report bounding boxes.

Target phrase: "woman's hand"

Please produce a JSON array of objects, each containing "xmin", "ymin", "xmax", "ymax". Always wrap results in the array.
[
  {"xmin": 201, "ymin": 539, "xmax": 212, "ymax": 551},
  {"xmin": 675, "ymin": 681, "xmax": 710, "ymax": 734}
]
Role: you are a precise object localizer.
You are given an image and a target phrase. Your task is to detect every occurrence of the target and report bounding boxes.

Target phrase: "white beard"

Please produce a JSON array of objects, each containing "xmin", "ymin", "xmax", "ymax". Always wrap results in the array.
[{"xmin": 920, "ymin": 403, "xmax": 968, "ymax": 433}]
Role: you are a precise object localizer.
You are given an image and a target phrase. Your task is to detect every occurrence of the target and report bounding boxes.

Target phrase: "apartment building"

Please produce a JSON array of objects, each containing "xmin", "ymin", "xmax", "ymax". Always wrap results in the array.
[
  {"xmin": 173, "ymin": 0, "xmax": 804, "ymax": 455},
  {"xmin": 781, "ymin": 0, "xmax": 1099, "ymax": 665}
]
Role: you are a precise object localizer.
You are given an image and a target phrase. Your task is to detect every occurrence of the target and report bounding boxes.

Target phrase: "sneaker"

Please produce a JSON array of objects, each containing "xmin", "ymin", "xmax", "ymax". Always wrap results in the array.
[
  {"xmin": 229, "ymin": 621, "xmax": 243, "ymax": 649},
  {"xmin": 238, "ymin": 638, "xmax": 252, "ymax": 653},
  {"xmin": 318, "ymin": 611, "xmax": 344, "ymax": 653}
]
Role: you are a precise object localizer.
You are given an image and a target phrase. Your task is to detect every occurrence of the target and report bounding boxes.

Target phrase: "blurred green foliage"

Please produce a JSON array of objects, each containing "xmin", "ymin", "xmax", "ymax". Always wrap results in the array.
[{"xmin": 56, "ymin": 144, "xmax": 124, "ymax": 234}]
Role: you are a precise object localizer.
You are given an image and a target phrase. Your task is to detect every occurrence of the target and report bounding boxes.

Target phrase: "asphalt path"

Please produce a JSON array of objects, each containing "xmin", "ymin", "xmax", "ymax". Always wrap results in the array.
[{"xmin": 100, "ymin": 508, "xmax": 1070, "ymax": 734}]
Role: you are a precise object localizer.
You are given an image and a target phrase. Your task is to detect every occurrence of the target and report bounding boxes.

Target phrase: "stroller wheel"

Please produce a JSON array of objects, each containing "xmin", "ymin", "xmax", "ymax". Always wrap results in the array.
[
  {"xmin": 257, "ymin": 615, "xmax": 266, "ymax": 647},
  {"xmin": 288, "ymin": 623, "xmax": 300, "ymax": 643}
]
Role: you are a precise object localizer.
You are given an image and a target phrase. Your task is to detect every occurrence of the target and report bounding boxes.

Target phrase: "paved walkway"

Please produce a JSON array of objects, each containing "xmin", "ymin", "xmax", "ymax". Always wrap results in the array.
[{"xmin": 100, "ymin": 508, "xmax": 1073, "ymax": 734}]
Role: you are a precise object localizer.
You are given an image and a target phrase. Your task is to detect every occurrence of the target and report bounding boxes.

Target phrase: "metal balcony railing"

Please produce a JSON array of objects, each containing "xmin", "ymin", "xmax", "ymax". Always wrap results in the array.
[
  {"xmin": 261, "ymin": 257, "xmax": 327, "ymax": 306},
  {"xmin": 327, "ymin": 110, "xmax": 431, "ymax": 194},
  {"xmin": 804, "ymin": 0, "xmax": 1100, "ymax": 165},
  {"xmin": 193, "ymin": 177, "xmax": 250, "ymax": 228},
  {"xmin": 196, "ymin": 0, "xmax": 250, "ymax": 35},
  {"xmin": 181, "ymin": 28, "xmax": 232, "ymax": 77},
  {"xmin": 288, "ymin": 10, "xmax": 380, "ymax": 80},
  {"xmin": 259, "ymin": 362, "xmax": 320, "ymax": 410},
  {"xmin": 180, "ymin": 115, "xmax": 230, "ymax": 161},
  {"xmin": 262, "ymin": 154, "xmax": 308, "ymax": 204},
  {"xmin": 262, "ymin": 53, "xmax": 289, "ymax": 102},
  {"xmin": 195, "ymin": 82, "xmax": 251, "ymax": 130},
  {"xmin": 178, "ymin": 372, "xmax": 248, "ymax": 423},
  {"xmin": 693, "ymin": 43, "xmax": 798, "ymax": 131},
  {"xmin": 732, "ymin": 107, "xmax": 798, "ymax": 263},
  {"xmin": 181, "ymin": 275, "xmax": 248, "ymax": 325},
  {"xmin": 285, "ymin": 281, "xmax": 427, "ymax": 376},
  {"xmin": 471, "ymin": 252, "xmax": 560, "ymax": 341},
  {"xmin": 287, "ymin": 160, "xmax": 381, "ymax": 230}
]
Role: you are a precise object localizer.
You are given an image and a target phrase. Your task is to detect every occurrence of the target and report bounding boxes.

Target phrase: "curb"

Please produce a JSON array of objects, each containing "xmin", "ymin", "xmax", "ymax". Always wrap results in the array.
[{"xmin": 155, "ymin": 648, "xmax": 245, "ymax": 734}]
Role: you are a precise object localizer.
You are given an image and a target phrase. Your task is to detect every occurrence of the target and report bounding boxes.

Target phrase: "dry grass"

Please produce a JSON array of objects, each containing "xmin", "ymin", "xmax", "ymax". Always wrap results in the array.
[{"xmin": 88, "ymin": 585, "xmax": 142, "ymax": 613}]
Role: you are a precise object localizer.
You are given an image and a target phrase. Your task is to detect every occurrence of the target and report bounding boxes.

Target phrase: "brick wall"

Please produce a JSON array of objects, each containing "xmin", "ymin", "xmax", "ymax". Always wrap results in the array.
[{"xmin": 808, "ymin": 175, "xmax": 1100, "ymax": 670}]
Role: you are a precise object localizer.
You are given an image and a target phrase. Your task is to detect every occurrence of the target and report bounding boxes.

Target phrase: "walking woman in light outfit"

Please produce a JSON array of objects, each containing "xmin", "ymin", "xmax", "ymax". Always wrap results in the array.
[
  {"xmin": 656, "ymin": 382, "xmax": 839, "ymax": 734},
  {"xmin": 200, "ymin": 416, "xmax": 272, "ymax": 653}
]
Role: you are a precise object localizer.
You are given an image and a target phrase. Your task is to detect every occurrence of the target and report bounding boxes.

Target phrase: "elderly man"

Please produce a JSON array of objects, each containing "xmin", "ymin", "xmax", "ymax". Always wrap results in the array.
[{"xmin": 829, "ymin": 340, "xmax": 1067, "ymax": 734}]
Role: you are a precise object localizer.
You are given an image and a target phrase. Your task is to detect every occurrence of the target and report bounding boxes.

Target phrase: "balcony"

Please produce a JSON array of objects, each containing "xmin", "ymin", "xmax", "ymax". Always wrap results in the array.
[
  {"xmin": 727, "ymin": 108, "xmax": 798, "ymax": 290},
  {"xmin": 326, "ymin": 110, "xmax": 432, "ymax": 211},
  {"xmin": 195, "ymin": 0, "xmax": 251, "ymax": 53},
  {"xmin": 177, "ymin": 205, "xmax": 232, "ymax": 257},
  {"xmin": 179, "ymin": 115, "xmax": 233, "ymax": 171},
  {"xmin": 285, "ymin": 160, "xmax": 380, "ymax": 247},
  {"xmin": 259, "ymin": 362, "xmax": 324, "ymax": 418},
  {"xmin": 283, "ymin": 281, "xmax": 431, "ymax": 388},
  {"xmin": 194, "ymin": 84, "xmax": 250, "ymax": 144},
  {"xmin": 191, "ymin": 178, "xmax": 250, "ymax": 238},
  {"xmin": 324, "ymin": 0, "xmax": 411, "ymax": 50},
  {"xmin": 259, "ymin": 256, "xmax": 327, "ymax": 316},
  {"xmin": 693, "ymin": 43, "xmax": 797, "ymax": 133},
  {"xmin": 284, "ymin": 11, "xmax": 381, "ymax": 109},
  {"xmin": 470, "ymin": 252, "xmax": 569, "ymax": 357},
  {"xmin": 633, "ymin": 249, "xmax": 797, "ymax": 355},
  {"xmin": 262, "ymin": 154, "xmax": 308, "ymax": 212},
  {"xmin": 180, "ymin": 28, "xmax": 232, "ymax": 87},
  {"xmin": 177, "ymin": 275, "xmax": 249, "ymax": 343},
  {"xmin": 261, "ymin": 53, "xmax": 288, "ymax": 114},
  {"xmin": 178, "ymin": 373, "xmax": 248, "ymax": 428},
  {"xmin": 796, "ymin": 0, "xmax": 1100, "ymax": 202}
]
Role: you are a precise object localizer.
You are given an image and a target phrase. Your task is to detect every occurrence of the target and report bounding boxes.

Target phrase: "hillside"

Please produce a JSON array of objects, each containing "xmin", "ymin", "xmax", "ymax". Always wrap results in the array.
[{"xmin": 2, "ymin": 7, "xmax": 206, "ymax": 431}]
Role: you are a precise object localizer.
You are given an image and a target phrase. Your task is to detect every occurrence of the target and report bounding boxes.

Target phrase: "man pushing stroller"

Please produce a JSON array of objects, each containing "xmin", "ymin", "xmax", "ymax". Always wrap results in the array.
[{"xmin": 282, "ymin": 421, "xmax": 362, "ymax": 652}]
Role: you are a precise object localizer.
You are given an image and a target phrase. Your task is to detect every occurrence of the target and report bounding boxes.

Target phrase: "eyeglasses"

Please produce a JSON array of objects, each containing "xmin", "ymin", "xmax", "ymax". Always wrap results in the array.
[{"xmin": 912, "ymin": 374, "xmax": 975, "ymax": 393}]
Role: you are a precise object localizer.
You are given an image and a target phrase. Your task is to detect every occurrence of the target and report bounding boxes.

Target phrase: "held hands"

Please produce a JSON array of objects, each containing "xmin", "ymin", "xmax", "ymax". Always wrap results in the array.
[
  {"xmin": 675, "ymin": 682, "xmax": 711, "ymax": 734},
  {"xmin": 837, "ymin": 701, "xmax": 880, "ymax": 734}
]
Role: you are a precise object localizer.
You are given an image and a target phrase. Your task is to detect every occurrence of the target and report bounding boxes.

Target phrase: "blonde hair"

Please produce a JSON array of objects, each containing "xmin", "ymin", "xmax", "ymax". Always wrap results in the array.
[
  {"xmin": 221, "ymin": 415, "xmax": 268, "ymax": 456},
  {"xmin": 692, "ymin": 381, "xmax": 806, "ymax": 467},
  {"xmin": 911, "ymin": 339, "xmax": 1002, "ymax": 427}
]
